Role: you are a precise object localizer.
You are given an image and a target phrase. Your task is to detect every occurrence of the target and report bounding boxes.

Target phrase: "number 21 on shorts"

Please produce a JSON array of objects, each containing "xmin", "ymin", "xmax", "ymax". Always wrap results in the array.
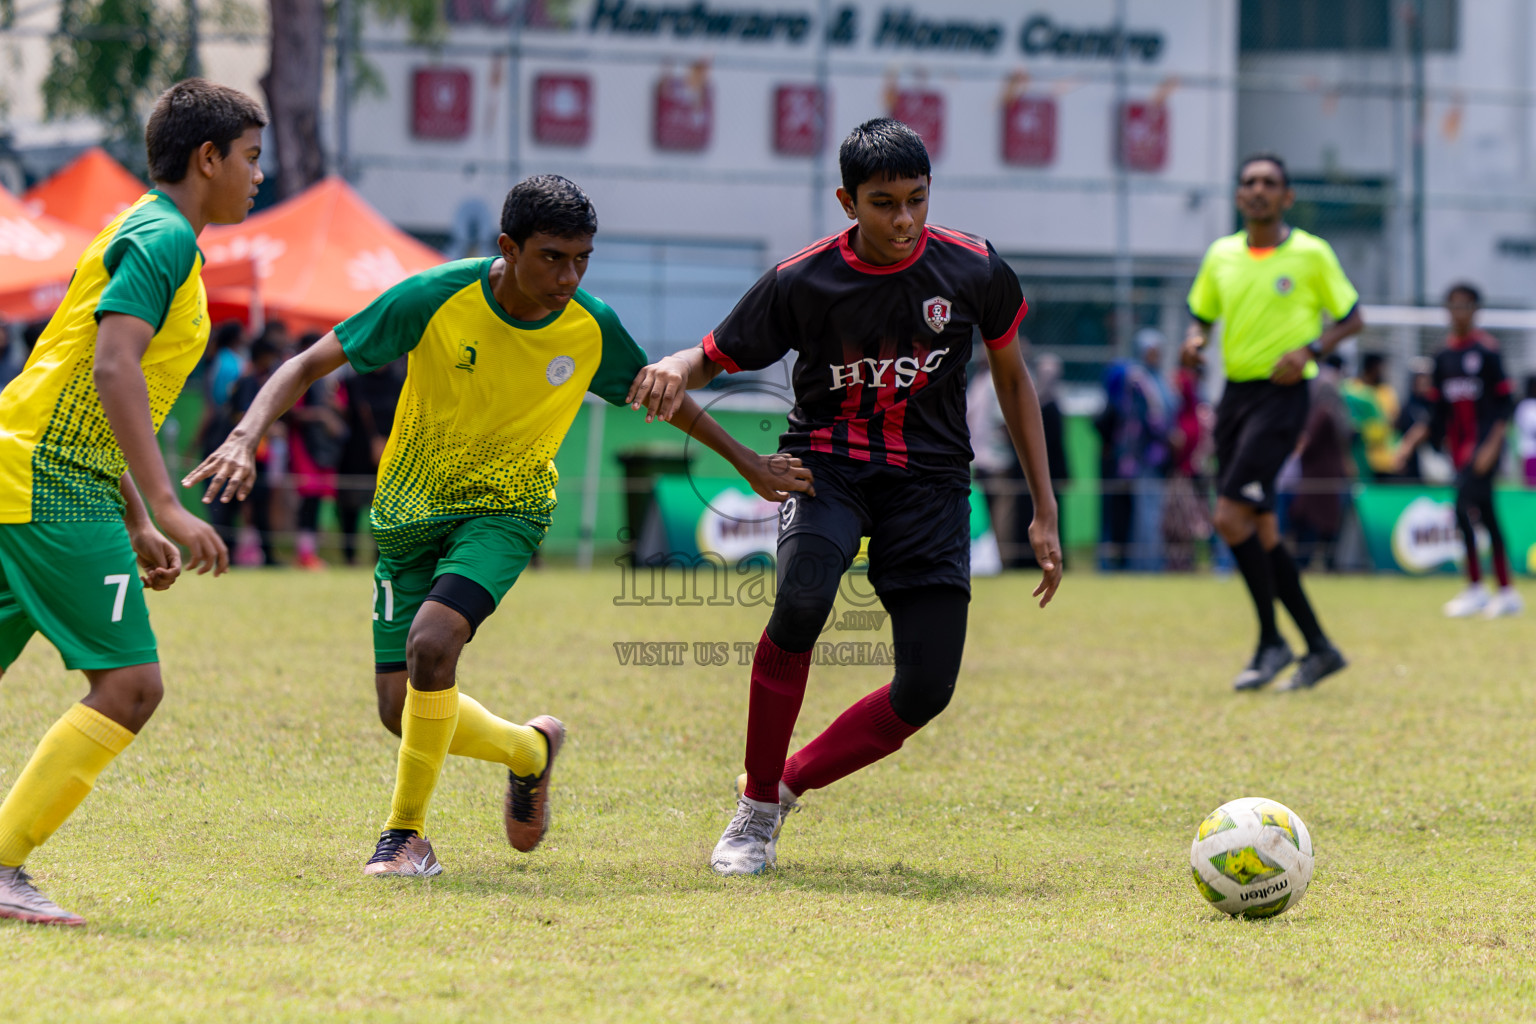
[{"xmin": 373, "ymin": 578, "xmax": 395, "ymax": 621}]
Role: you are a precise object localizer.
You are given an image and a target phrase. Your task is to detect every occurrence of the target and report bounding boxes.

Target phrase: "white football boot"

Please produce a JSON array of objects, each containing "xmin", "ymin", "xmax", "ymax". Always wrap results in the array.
[
  {"xmin": 0, "ymin": 866, "xmax": 85, "ymax": 926},
  {"xmin": 710, "ymin": 796, "xmax": 781, "ymax": 876},
  {"xmin": 1442, "ymin": 583, "xmax": 1489, "ymax": 618},
  {"xmin": 1482, "ymin": 587, "xmax": 1525, "ymax": 619}
]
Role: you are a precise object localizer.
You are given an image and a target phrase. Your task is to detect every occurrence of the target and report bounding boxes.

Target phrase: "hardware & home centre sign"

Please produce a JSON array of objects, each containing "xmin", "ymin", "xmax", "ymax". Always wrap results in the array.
[{"xmin": 446, "ymin": 2, "xmax": 1167, "ymax": 62}]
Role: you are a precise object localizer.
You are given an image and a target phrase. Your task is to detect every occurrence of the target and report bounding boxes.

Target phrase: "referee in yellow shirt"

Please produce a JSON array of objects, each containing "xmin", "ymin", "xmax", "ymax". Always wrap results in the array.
[{"xmin": 1183, "ymin": 154, "xmax": 1363, "ymax": 691}]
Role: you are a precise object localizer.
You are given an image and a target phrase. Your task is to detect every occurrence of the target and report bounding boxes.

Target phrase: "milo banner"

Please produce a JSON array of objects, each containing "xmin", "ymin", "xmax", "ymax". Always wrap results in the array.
[
  {"xmin": 635, "ymin": 475, "xmax": 1002, "ymax": 575},
  {"xmin": 1355, "ymin": 484, "xmax": 1536, "ymax": 576}
]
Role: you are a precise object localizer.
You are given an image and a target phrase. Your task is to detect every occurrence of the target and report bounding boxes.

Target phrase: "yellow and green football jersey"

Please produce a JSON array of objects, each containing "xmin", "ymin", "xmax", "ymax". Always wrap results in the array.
[
  {"xmin": 1187, "ymin": 228, "xmax": 1359, "ymax": 383},
  {"xmin": 0, "ymin": 191, "xmax": 208, "ymax": 522},
  {"xmin": 335, "ymin": 258, "xmax": 647, "ymax": 556}
]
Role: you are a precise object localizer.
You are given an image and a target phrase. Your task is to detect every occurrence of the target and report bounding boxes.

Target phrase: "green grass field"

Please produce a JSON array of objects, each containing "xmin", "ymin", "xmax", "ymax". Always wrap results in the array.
[{"xmin": 1, "ymin": 566, "xmax": 1534, "ymax": 1022}]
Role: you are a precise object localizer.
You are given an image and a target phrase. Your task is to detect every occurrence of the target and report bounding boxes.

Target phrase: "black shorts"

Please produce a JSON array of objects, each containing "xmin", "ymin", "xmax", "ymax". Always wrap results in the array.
[
  {"xmin": 777, "ymin": 451, "xmax": 972, "ymax": 597},
  {"xmin": 1455, "ymin": 464, "xmax": 1495, "ymax": 509},
  {"xmin": 1214, "ymin": 379, "xmax": 1310, "ymax": 512}
]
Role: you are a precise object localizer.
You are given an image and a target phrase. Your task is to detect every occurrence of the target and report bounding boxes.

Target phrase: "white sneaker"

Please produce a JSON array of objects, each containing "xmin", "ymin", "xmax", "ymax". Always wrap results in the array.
[
  {"xmin": 734, "ymin": 772, "xmax": 800, "ymax": 844},
  {"xmin": 1443, "ymin": 584, "xmax": 1490, "ymax": 618},
  {"xmin": 0, "ymin": 865, "xmax": 85, "ymax": 926},
  {"xmin": 1483, "ymin": 588, "xmax": 1525, "ymax": 619},
  {"xmin": 710, "ymin": 796, "xmax": 780, "ymax": 876}
]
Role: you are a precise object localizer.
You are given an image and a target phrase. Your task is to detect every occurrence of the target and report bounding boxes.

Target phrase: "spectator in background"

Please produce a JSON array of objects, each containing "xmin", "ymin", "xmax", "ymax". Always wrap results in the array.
[
  {"xmin": 0, "ymin": 330, "xmax": 17, "ymax": 394},
  {"xmin": 966, "ymin": 351, "xmax": 1067, "ymax": 569},
  {"xmin": 214, "ymin": 337, "xmax": 282, "ymax": 566},
  {"xmin": 1289, "ymin": 354, "xmax": 1353, "ymax": 570},
  {"xmin": 1027, "ymin": 352, "xmax": 1069, "ymax": 569},
  {"xmin": 286, "ymin": 332, "xmax": 348, "ymax": 570},
  {"xmin": 1516, "ymin": 376, "xmax": 1536, "ymax": 488},
  {"xmin": 1162, "ymin": 361, "xmax": 1213, "ymax": 570},
  {"xmin": 1129, "ymin": 329, "xmax": 1173, "ymax": 571},
  {"xmin": 1343, "ymin": 353, "xmax": 1397, "ymax": 481},
  {"xmin": 1095, "ymin": 330, "xmax": 1171, "ymax": 570},
  {"xmin": 1392, "ymin": 358, "xmax": 1437, "ymax": 482},
  {"xmin": 336, "ymin": 358, "xmax": 405, "ymax": 564},
  {"xmin": 967, "ymin": 359, "xmax": 1018, "ymax": 562},
  {"xmin": 197, "ymin": 320, "xmax": 247, "ymax": 459}
]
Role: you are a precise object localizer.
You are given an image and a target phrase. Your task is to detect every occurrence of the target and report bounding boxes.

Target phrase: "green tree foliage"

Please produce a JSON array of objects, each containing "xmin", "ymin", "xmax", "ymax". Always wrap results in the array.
[{"xmin": 41, "ymin": 0, "xmax": 195, "ymax": 142}]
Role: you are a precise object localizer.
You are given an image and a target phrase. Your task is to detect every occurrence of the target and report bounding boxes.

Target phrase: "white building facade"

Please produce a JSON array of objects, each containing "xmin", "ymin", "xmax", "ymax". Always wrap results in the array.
[{"xmin": 345, "ymin": 0, "xmax": 1240, "ymax": 365}]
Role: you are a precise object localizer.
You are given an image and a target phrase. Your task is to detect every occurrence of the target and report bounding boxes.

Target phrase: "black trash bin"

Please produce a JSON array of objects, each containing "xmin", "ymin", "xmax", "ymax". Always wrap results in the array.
[{"xmin": 616, "ymin": 445, "xmax": 694, "ymax": 549}]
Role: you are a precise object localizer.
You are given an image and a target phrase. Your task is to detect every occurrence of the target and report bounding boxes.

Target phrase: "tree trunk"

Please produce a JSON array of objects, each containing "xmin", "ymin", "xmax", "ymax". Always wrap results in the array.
[{"xmin": 261, "ymin": 0, "xmax": 326, "ymax": 198}]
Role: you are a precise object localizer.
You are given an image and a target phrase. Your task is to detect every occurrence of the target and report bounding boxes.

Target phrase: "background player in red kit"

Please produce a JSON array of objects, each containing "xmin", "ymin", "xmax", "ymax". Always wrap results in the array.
[
  {"xmin": 628, "ymin": 118, "xmax": 1063, "ymax": 875},
  {"xmin": 1402, "ymin": 283, "xmax": 1521, "ymax": 618}
]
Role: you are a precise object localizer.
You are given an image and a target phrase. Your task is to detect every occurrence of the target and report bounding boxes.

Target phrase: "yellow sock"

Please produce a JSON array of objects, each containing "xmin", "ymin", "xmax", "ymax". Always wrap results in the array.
[
  {"xmin": 383, "ymin": 684, "xmax": 459, "ymax": 836},
  {"xmin": 448, "ymin": 694, "xmax": 546, "ymax": 777},
  {"xmin": 0, "ymin": 704, "xmax": 134, "ymax": 867}
]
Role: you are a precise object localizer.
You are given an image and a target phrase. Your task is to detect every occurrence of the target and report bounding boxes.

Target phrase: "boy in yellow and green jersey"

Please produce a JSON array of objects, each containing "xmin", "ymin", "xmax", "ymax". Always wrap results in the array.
[
  {"xmin": 0, "ymin": 79, "xmax": 265, "ymax": 926},
  {"xmin": 188, "ymin": 174, "xmax": 813, "ymax": 876},
  {"xmin": 1183, "ymin": 153, "xmax": 1363, "ymax": 693}
]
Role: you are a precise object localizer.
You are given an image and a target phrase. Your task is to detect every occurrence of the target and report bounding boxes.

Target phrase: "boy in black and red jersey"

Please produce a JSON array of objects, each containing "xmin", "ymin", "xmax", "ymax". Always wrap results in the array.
[
  {"xmin": 1403, "ymin": 283, "xmax": 1521, "ymax": 618},
  {"xmin": 628, "ymin": 118, "xmax": 1062, "ymax": 875}
]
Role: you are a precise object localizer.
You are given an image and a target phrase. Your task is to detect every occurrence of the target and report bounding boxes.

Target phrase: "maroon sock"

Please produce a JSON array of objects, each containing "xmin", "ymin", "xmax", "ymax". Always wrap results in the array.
[
  {"xmin": 1492, "ymin": 535, "xmax": 1512, "ymax": 588},
  {"xmin": 781, "ymin": 683, "xmax": 919, "ymax": 796},
  {"xmin": 742, "ymin": 631, "xmax": 813, "ymax": 803}
]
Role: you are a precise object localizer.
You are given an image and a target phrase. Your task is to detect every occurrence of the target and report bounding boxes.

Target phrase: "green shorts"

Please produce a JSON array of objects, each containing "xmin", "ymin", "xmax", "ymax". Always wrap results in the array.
[
  {"xmin": 371, "ymin": 515, "xmax": 545, "ymax": 665},
  {"xmin": 0, "ymin": 520, "xmax": 157, "ymax": 672}
]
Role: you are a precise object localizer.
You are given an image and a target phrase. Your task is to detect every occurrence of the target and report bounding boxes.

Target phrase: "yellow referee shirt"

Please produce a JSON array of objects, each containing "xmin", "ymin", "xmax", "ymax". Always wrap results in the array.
[
  {"xmin": 0, "ymin": 191, "xmax": 208, "ymax": 522},
  {"xmin": 1187, "ymin": 228, "xmax": 1359, "ymax": 383},
  {"xmin": 335, "ymin": 258, "xmax": 647, "ymax": 556}
]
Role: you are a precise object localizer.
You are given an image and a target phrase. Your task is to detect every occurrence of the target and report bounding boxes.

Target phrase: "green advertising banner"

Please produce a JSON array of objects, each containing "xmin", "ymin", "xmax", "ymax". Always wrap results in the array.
[
  {"xmin": 635, "ymin": 475, "xmax": 1001, "ymax": 573},
  {"xmin": 1355, "ymin": 484, "xmax": 1536, "ymax": 576}
]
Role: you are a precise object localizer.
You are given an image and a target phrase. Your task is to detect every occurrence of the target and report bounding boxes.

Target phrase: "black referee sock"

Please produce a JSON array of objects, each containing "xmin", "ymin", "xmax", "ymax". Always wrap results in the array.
[
  {"xmin": 1268, "ymin": 543, "xmax": 1329, "ymax": 653},
  {"xmin": 1230, "ymin": 534, "xmax": 1282, "ymax": 648}
]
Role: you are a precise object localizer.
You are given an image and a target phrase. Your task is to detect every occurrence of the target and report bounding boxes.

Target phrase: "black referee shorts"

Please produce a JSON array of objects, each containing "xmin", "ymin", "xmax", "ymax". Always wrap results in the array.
[
  {"xmin": 1214, "ymin": 379, "xmax": 1310, "ymax": 513},
  {"xmin": 775, "ymin": 451, "xmax": 973, "ymax": 597}
]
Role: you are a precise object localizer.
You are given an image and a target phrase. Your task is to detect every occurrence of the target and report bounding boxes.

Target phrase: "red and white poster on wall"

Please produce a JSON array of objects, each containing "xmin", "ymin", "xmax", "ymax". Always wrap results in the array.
[
  {"xmin": 773, "ymin": 84, "xmax": 826, "ymax": 157},
  {"xmin": 655, "ymin": 64, "xmax": 713, "ymax": 152},
  {"xmin": 889, "ymin": 89, "xmax": 943, "ymax": 160},
  {"xmin": 1118, "ymin": 101, "xmax": 1169, "ymax": 172},
  {"xmin": 1002, "ymin": 95, "xmax": 1056, "ymax": 167},
  {"xmin": 412, "ymin": 68, "xmax": 472, "ymax": 140},
  {"xmin": 533, "ymin": 74, "xmax": 592, "ymax": 147}
]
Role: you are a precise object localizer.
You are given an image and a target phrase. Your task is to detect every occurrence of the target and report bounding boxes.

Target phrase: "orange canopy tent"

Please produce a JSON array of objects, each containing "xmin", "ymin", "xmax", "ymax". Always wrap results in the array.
[
  {"xmin": 22, "ymin": 147, "xmax": 145, "ymax": 232},
  {"xmin": 0, "ymin": 185, "xmax": 99, "ymax": 322},
  {"xmin": 201, "ymin": 176, "xmax": 445, "ymax": 335}
]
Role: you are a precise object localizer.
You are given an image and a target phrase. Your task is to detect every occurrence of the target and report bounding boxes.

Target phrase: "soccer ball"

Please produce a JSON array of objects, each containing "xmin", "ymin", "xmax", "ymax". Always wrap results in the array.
[{"xmin": 1189, "ymin": 797, "xmax": 1314, "ymax": 919}]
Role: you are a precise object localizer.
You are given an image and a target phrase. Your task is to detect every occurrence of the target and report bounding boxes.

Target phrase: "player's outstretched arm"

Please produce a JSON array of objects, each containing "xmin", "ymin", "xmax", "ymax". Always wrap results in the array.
[
  {"xmin": 627, "ymin": 345, "xmax": 724, "ymax": 423},
  {"xmin": 96, "ymin": 313, "xmax": 228, "ymax": 575},
  {"xmin": 985, "ymin": 334, "xmax": 1062, "ymax": 607},
  {"xmin": 182, "ymin": 332, "xmax": 349, "ymax": 504},
  {"xmin": 659, "ymin": 393, "xmax": 814, "ymax": 502}
]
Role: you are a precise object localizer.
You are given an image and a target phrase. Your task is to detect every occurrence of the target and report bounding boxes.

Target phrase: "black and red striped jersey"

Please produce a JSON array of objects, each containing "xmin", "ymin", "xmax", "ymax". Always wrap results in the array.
[
  {"xmin": 1429, "ymin": 332, "xmax": 1513, "ymax": 471},
  {"xmin": 702, "ymin": 223, "xmax": 1026, "ymax": 474}
]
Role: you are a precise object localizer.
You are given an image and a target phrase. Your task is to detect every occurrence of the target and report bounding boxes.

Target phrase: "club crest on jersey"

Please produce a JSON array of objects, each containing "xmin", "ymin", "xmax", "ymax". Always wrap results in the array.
[
  {"xmin": 456, "ymin": 344, "xmax": 477, "ymax": 372},
  {"xmin": 1463, "ymin": 351, "xmax": 1482, "ymax": 375},
  {"xmin": 1274, "ymin": 276, "xmax": 1294, "ymax": 295},
  {"xmin": 546, "ymin": 355, "xmax": 576, "ymax": 386},
  {"xmin": 922, "ymin": 296, "xmax": 952, "ymax": 334}
]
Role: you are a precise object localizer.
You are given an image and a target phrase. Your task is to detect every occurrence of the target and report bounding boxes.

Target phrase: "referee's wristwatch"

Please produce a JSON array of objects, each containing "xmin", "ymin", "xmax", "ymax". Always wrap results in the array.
[{"xmin": 1305, "ymin": 340, "xmax": 1325, "ymax": 358}]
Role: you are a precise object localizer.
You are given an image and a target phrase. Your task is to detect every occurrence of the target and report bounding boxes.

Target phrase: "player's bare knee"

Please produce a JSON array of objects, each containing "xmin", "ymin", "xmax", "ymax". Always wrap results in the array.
[
  {"xmin": 404, "ymin": 623, "xmax": 461, "ymax": 690},
  {"xmin": 375, "ymin": 680, "xmax": 404, "ymax": 735},
  {"xmin": 1213, "ymin": 503, "xmax": 1251, "ymax": 544}
]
